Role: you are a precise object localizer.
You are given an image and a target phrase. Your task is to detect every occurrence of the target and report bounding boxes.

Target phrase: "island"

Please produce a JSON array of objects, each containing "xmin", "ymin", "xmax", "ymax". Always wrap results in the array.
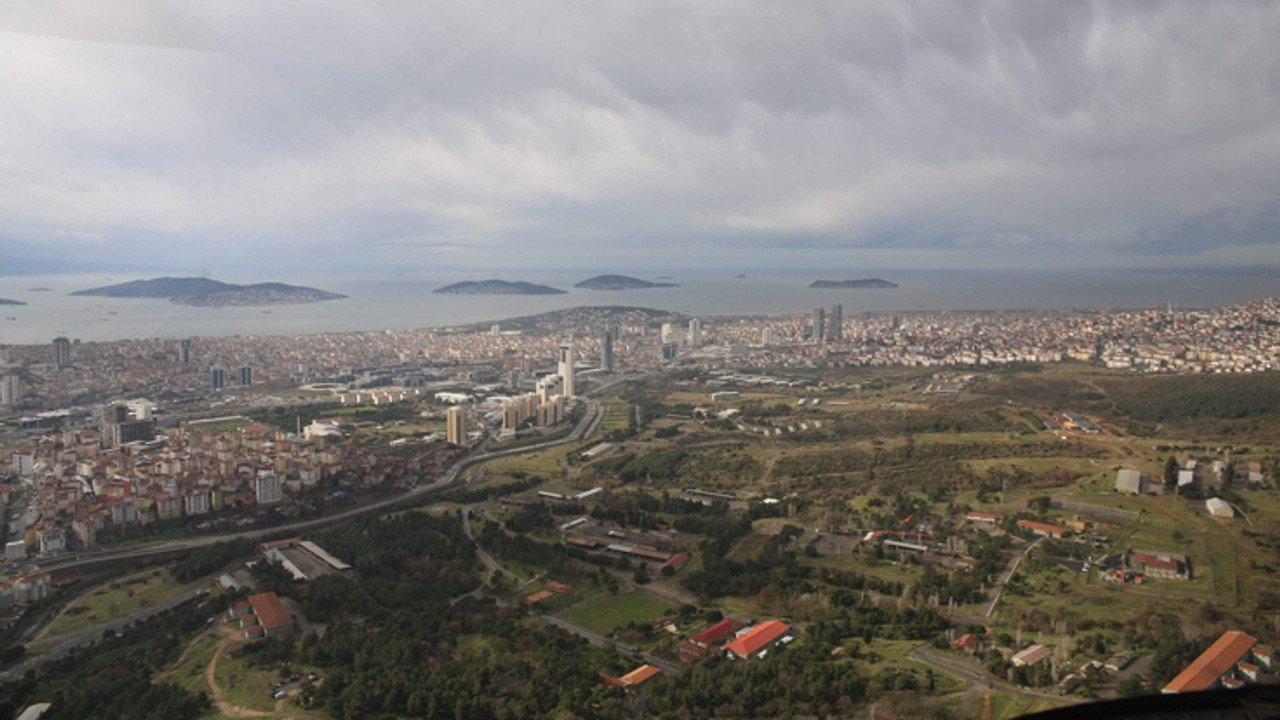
[
  {"xmin": 809, "ymin": 278, "xmax": 898, "ymax": 289},
  {"xmin": 70, "ymin": 277, "xmax": 347, "ymax": 306},
  {"xmin": 27, "ymin": 287, "xmax": 53, "ymax": 292},
  {"xmin": 433, "ymin": 279, "xmax": 567, "ymax": 295},
  {"xmin": 574, "ymin": 274, "xmax": 678, "ymax": 290},
  {"xmin": 0, "ymin": 298, "xmax": 26, "ymax": 306}
]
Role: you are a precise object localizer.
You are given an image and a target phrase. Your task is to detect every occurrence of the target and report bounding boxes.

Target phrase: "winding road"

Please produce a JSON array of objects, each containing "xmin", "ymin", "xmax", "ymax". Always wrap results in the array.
[{"xmin": 4, "ymin": 374, "xmax": 634, "ymax": 680}]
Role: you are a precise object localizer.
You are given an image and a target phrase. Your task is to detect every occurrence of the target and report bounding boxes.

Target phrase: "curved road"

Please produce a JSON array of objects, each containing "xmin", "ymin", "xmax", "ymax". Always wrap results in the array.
[
  {"xmin": 4, "ymin": 374, "xmax": 637, "ymax": 678},
  {"xmin": 35, "ymin": 384, "xmax": 618, "ymax": 577}
]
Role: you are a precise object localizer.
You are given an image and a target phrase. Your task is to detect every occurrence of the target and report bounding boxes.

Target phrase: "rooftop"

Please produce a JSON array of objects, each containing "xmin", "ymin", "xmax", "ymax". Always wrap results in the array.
[
  {"xmin": 725, "ymin": 620, "xmax": 790, "ymax": 658},
  {"xmin": 1163, "ymin": 631, "xmax": 1257, "ymax": 694},
  {"xmin": 247, "ymin": 591, "xmax": 291, "ymax": 630}
]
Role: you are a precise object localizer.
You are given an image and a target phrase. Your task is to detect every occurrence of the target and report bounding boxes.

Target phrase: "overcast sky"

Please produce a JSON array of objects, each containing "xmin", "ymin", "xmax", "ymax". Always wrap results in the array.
[{"xmin": 3, "ymin": 1, "xmax": 1280, "ymax": 273}]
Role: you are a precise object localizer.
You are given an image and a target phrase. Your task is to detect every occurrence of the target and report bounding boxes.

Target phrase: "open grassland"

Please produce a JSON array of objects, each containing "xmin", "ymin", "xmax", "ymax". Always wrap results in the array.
[
  {"xmin": 564, "ymin": 591, "xmax": 674, "ymax": 636},
  {"xmin": 599, "ymin": 396, "xmax": 632, "ymax": 430},
  {"xmin": 862, "ymin": 639, "xmax": 968, "ymax": 694},
  {"xmin": 42, "ymin": 569, "xmax": 187, "ymax": 638}
]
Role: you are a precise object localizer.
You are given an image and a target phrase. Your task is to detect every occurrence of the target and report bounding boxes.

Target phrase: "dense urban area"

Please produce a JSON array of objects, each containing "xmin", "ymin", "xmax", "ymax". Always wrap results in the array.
[{"xmin": 4, "ymin": 298, "xmax": 1280, "ymax": 719}]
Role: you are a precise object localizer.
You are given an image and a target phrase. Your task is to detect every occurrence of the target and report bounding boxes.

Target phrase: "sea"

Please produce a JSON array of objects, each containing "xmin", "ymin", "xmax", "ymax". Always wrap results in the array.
[{"xmin": 0, "ymin": 268, "xmax": 1276, "ymax": 344}]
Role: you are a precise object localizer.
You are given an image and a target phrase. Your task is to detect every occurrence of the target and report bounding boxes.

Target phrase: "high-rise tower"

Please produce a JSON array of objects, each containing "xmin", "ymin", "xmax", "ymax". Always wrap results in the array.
[
  {"xmin": 829, "ymin": 304, "xmax": 843, "ymax": 342},
  {"xmin": 52, "ymin": 337, "xmax": 71, "ymax": 369},
  {"xmin": 601, "ymin": 331, "xmax": 614, "ymax": 372},
  {"xmin": 557, "ymin": 344, "xmax": 575, "ymax": 397}
]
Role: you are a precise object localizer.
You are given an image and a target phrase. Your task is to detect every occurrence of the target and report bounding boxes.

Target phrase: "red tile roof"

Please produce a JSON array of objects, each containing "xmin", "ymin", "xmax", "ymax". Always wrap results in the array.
[
  {"xmin": 1163, "ymin": 631, "xmax": 1256, "ymax": 694},
  {"xmin": 248, "ymin": 591, "xmax": 291, "ymax": 631},
  {"xmin": 1016, "ymin": 519, "xmax": 1069, "ymax": 536},
  {"xmin": 725, "ymin": 620, "xmax": 790, "ymax": 658},
  {"xmin": 691, "ymin": 617, "xmax": 743, "ymax": 646},
  {"xmin": 619, "ymin": 664, "xmax": 662, "ymax": 686},
  {"xmin": 521, "ymin": 590, "xmax": 554, "ymax": 605}
]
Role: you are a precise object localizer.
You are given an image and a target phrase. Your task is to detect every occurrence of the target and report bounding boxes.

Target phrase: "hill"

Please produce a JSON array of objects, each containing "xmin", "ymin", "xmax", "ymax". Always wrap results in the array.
[
  {"xmin": 0, "ymin": 298, "xmax": 25, "ymax": 306},
  {"xmin": 809, "ymin": 278, "xmax": 898, "ymax": 289},
  {"xmin": 575, "ymin": 274, "xmax": 679, "ymax": 290},
  {"xmin": 433, "ymin": 279, "xmax": 567, "ymax": 295},
  {"xmin": 71, "ymin": 277, "xmax": 347, "ymax": 306}
]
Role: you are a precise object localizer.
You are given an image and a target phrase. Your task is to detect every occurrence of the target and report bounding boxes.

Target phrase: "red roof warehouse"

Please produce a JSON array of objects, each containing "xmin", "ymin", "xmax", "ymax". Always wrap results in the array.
[
  {"xmin": 725, "ymin": 620, "xmax": 791, "ymax": 659},
  {"xmin": 691, "ymin": 617, "xmax": 744, "ymax": 647}
]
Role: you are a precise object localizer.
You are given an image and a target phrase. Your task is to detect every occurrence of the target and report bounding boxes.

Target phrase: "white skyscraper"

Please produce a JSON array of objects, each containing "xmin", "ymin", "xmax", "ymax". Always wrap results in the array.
[
  {"xmin": 661, "ymin": 323, "xmax": 677, "ymax": 344},
  {"xmin": 557, "ymin": 344, "xmax": 575, "ymax": 397},
  {"xmin": 761, "ymin": 327, "xmax": 774, "ymax": 346},
  {"xmin": 688, "ymin": 319, "xmax": 702, "ymax": 347},
  {"xmin": 0, "ymin": 374, "xmax": 19, "ymax": 406}
]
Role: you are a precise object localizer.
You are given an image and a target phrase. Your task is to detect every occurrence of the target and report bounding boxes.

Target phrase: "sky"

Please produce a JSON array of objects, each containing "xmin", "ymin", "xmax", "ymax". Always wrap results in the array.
[{"xmin": 2, "ymin": 1, "xmax": 1280, "ymax": 274}]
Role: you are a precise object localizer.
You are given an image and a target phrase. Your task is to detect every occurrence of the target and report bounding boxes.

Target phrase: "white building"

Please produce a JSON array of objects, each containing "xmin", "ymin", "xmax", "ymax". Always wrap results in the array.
[
  {"xmin": 4, "ymin": 540, "xmax": 26, "ymax": 561},
  {"xmin": 255, "ymin": 473, "xmax": 283, "ymax": 505},
  {"xmin": 688, "ymin": 318, "xmax": 702, "ymax": 347},
  {"xmin": 185, "ymin": 491, "xmax": 212, "ymax": 516},
  {"xmin": 0, "ymin": 374, "xmax": 19, "ymax": 406},
  {"xmin": 36, "ymin": 527, "xmax": 65, "ymax": 555},
  {"xmin": 1206, "ymin": 497, "xmax": 1234, "ymax": 518},
  {"xmin": 558, "ymin": 344, "xmax": 575, "ymax": 397}
]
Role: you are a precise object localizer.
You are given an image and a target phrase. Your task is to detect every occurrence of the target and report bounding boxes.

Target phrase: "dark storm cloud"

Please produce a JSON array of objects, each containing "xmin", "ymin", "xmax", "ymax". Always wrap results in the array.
[{"xmin": 1, "ymin": 0, "xmax": 1279, "ymax": 270}]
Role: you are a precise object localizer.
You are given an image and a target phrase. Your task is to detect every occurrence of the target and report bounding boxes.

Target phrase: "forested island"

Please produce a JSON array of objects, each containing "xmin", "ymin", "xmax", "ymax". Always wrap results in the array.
[
  {"xmin": 71, "ymin": 277, "xmax": 347, "ymax": 306},
  {"xmin": 0, "ymin": 298, "xmax": 25, "ymax": 306},
  {"xmin": 574, "ymin": 275, "xmax": 678, "ymax": 290},
  {"xmin": 809, "ymin": 278, "xmax": 898, "ymax": 289},
  {"xmin": 433, "ymin": 280, "xmax": 567, "ymax": 295}
]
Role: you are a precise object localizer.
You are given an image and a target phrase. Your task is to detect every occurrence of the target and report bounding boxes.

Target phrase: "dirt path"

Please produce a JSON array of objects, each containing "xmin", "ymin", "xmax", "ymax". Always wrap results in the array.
[
  {"xmin": 204, "ymin": 629, "xmax": 274, "ymax": 719},
  {"xmin": 153, "ymin": 630, "xmax": 213, "ymax": 682}
]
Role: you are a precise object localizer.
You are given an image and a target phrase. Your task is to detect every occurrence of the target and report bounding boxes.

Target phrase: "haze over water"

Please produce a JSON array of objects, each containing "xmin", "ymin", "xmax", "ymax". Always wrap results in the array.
[{"xmin": 0, "ymin": 268, "xmax": 1275, "ymax": 344}]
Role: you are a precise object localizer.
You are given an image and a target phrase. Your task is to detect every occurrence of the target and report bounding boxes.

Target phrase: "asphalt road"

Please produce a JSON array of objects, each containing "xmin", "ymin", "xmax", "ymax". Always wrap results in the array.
[
  {"xmin": 35, "ymin": 387, "xmax": 617, "ymax": 576},
  {"xmin": 4, "ymin": 374, "xmax": 636, "ymax": 678},
  {"xmin": 0, "ymin": 584, "xmax": 210, "ymax": 683},
  {"xmin": 906, "ymin": 644, "xmax": 1065, "ymax": 702},
  {"xmin": 542, "ymin": 615, "xmax": 680, "ymax": 675}
]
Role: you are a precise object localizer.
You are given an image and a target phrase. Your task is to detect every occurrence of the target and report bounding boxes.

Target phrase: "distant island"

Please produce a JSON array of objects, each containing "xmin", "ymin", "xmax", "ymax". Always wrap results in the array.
[
  {"xmin": 810, "ymin": 278, "xmax": 898, "ymax": 289},
  {"xmin": 27, "ymin": 287, "xmax": 53, "ymax": 292},
  {"xmin": 433, "ymin": 279, "xmax": 567, "ymax": 295},
  {"xmin": 71, "ymin": 277, "xmax": 348, "ymax": 306},
  {"xmin": 574, "ymin": 274, "xmax": 678, "ymax": 290},
  {"xmin": 0, "ymin": 298, "xmax": 25, "ymax": 306}
]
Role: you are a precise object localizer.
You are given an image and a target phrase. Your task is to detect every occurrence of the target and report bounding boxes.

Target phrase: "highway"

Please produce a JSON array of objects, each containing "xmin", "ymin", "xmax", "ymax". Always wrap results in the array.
[
  {"xmin": 33, "ymin": 378, "xmax": 625, "ymax": 576},
  {"xmin": 3, "ymin": 374, "xmax": 638, "ymax": 677}
]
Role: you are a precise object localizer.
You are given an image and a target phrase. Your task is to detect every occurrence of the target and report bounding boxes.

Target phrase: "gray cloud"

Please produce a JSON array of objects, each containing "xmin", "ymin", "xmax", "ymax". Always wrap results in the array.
[{"xmin": 2, "ymin": 0, "xmax": 1280, "ymax": 271}]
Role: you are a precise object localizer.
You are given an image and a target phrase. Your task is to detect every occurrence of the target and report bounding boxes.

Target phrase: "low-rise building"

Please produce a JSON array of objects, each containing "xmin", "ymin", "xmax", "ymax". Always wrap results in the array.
[
  {"xmin": 1163, "ymin": 630, "xmax": 1258, "ymax": 694},
  {"xmin": 1011, "ymin": 644, "xmax": 1052, "ymax": 668},
  {"xmin": 1016, "ymin": 520, "xmax": 1070, "ymax": 539},
  {"xmin": 725, "ymin": 620, "xmax": 791, "ymax": 660}
]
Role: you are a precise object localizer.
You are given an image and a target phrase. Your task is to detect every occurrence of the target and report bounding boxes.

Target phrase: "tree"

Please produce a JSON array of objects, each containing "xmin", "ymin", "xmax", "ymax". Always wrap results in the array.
[
  {"xmin": 1164, "ymin": 456, "xmax": 1180, "ymax": 489},
  {"xmin": 1117, "ymin": 675, "xmax": 1147, "ymax": 698}
]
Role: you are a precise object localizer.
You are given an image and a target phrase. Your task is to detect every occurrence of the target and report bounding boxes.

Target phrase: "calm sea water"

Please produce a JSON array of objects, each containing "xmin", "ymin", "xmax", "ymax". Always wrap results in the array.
[{"xmin": 0, "ymin": 268, "xmax": 1275, "ymax": 344}]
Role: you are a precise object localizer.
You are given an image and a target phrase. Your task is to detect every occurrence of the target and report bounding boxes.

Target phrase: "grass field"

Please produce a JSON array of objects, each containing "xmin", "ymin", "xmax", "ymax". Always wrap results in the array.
[
  {"xmin": 862, "ymin": 639, "xmax": 968, "ymax": 695},
  {"xmin": 43, "ymin": 569, "xmax": 187, "ymax": 638},
  {"xmin": 564, "ymin": 591, "xmax": 674, "ymax": 636}
]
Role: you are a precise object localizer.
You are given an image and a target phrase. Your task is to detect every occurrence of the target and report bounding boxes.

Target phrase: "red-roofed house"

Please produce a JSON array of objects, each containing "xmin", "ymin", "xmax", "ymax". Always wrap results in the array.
[
  {"xmin": 239, "ymin": 591, "xmax": 292, "ymax": 639},
  {"xmin": 1163, "ymin": 631, "xmax": 1257, "ymax": 694},
  {"xmin": 966, "ymin": 512, "xmax": 1004, "ymax": 524},
  {"xmin": 725, "ymin": 620, "xmax": 791, "ymax": 659},
  {"xmin": 1016, "ymin": 519, "xmax": 1070, "ymax": 539}
]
